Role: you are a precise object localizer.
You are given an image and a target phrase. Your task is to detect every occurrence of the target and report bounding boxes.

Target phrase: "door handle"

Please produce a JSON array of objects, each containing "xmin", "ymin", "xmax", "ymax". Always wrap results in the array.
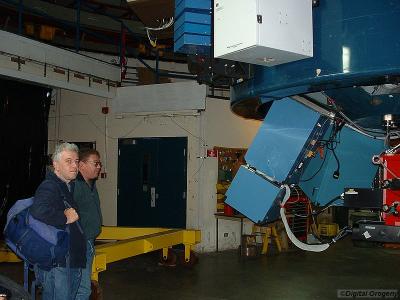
[{"xmin": 150, "ymin": 187, "xmax": 156, "ymax": 207}]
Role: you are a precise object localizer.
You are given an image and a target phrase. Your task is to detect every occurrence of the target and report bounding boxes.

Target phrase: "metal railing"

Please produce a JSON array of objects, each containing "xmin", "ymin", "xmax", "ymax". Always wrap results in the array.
[{"xmin": 0, "ymin": 0, "xmax": 198, "ymax": 84}]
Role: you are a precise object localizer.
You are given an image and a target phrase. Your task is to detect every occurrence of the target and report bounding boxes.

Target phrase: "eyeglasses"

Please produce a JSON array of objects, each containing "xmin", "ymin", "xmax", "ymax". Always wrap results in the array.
[
  {"xmin": 84, "ymin": 160, "xmax": 102, "ymax": 168},
  {"xmin": 65, "ymin": 159, "xmax": 79, "ymax": 166}
]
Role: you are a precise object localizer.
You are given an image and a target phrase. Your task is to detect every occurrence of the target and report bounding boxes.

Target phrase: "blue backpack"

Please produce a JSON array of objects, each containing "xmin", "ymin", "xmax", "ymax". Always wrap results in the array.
[{"xmin": 3, "ymin": 197, "xmax": 69, "ymax": 270}]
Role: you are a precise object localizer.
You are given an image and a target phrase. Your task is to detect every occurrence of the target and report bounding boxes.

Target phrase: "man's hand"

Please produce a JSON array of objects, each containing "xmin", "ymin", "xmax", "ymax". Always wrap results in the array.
[{"xmin": 64, "ymin": 208, "xmax": 79, "ymax": 224}]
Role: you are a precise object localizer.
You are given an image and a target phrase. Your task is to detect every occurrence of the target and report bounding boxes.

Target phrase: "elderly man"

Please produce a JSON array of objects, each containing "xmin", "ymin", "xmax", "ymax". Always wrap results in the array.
[
  {"xmin": 30, "ymin": 143, "xmax": 86, "ymax": 300},
  {"xmin": 74, "ymin": 149, "xmax": 103, "ymax": 300}
]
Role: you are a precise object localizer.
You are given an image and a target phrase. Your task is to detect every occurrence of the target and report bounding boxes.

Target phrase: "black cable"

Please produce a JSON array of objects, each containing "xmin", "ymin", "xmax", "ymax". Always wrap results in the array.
[
  {"xmin": 287, "ymin": 195, "xmax": 343, "ymax": 218},
  {"xmin": 300, "ymin": 126, "xmax": 338, "ymax": 182},
  {"xmin": 314, "ymin": 195, "xmax": 343, "ymax": 216},
  {"xmin": 301, "ymin": 117, "xmax": 344, "ymax": 182},
  {"xmin": 329, "ymin": 226, "xmax": 351, "ymax": 244},
  {"xmin": 331, "ymin": 148, "xmax": 340, "ymax": 179},
  {"xmin": 309, "ymin": 213, "xmax": 325, "ymax": 243},
  {"xmin": 299, "ymin": 152, "xmax": 328, "ymax": 182},
  {"xmin": 326, "ymin": 122, "xmax": 341, "ymax": 179}
]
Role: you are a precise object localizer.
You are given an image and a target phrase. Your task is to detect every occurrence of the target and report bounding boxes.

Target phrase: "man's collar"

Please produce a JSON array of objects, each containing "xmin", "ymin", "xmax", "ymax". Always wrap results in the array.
[
  {"xmin": 76, "ymin": 172, "xmax": 85, "ymax": 181},
  {"xmin": 77, "ymin": 172, "xmax": 95, "ymax": 188}
]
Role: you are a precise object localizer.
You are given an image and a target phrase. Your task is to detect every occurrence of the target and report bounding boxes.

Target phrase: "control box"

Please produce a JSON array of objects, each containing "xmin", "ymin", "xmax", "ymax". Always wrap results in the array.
[{"xmin": 214, "ymin": 0, "xmax": 313, "ymax": 66}]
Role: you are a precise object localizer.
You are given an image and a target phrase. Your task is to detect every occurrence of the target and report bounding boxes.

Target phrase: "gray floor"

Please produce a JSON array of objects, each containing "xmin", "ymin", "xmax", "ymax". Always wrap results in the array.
[{"xmin": 1, "ymin": 238, "xmax": 400, "ymax": 300}]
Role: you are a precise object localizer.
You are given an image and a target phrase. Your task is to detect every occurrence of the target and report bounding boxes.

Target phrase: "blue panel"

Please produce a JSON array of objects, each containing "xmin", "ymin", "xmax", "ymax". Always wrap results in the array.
[
  {"xmin": 230, "ymin": 0, "xmax": 400, "ymax": 127},
  {"xmin": 245, "ymin": 98, "xmax": 328, "ymax": 183},
  {"xmin": 299, "ymin": 126, "xmax": 384, "ymax": 205},
  {"xmin": 174, "ymin": 34, "xmax": 211, "ymax": 55},
  {"xmin": 225, "ymin": 166, "xmax": 282, "ymax": 223},
  {"xmin": 174, "ymin": 12, "xmax": 211, "ymax": 30},
  {"xmin": 174, "ymin": 23, "xmax": 211, "ymax": 42},
  {"xmin": 174, "ymin": 0, "xmax": 211, "ymax": 55},
  {"xmin": 175, "ymin": 0, "xmax": 211, "ymax": 19}
]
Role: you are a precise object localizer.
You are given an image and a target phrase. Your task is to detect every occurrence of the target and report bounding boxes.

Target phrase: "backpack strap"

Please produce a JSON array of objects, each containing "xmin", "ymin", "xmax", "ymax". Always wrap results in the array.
[{"xmin": 45, "ymin": 179, "xmax": 85, "ymax": 234}]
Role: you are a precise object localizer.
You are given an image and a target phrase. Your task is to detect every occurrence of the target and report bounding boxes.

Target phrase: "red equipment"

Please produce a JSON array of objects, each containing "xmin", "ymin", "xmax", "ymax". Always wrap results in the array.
[
  {"xmin": 381, "ymin": 154, "xmax": 400, "ymax": 226},
  {"xmin": 285, "ymin": 196, "xmax": 310, "ymax": 241}
]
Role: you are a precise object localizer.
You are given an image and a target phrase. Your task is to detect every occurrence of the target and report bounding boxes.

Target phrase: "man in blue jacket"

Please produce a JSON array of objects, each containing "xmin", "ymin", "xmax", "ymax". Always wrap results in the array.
[
  {"xmin": 74, "ymin": 149, "xmax": 103, "ymax": 300},
  {"xmin": 31, "ymin": 142, "xmax": 86, "ymax": 300}
]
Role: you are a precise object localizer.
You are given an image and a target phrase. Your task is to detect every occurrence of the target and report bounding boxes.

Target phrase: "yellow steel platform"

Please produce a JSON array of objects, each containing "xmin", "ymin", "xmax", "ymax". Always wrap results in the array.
[
  {"xmin": 92, "ymin": 226, "xmax": 201, "ymax": 281},
  {"xmin": 0, "ymin": 241, "xmax": 21, "ymax": 263}
]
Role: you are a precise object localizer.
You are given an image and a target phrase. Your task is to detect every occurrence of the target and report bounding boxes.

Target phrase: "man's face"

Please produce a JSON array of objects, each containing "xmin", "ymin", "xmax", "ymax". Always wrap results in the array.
[
  {"xmin": 53, "ymin": 150, "xmax": 79, "ymax": 183},
  {"xmin": 79, "ymin": 154, "xmax": 102, "ymax": 181}
]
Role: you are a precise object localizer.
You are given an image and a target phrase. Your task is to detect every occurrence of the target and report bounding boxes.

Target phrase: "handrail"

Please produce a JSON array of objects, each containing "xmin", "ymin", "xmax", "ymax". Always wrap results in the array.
[{"xmin": 1, "ymin": 0, "xmax": 198, "ymax": 84}]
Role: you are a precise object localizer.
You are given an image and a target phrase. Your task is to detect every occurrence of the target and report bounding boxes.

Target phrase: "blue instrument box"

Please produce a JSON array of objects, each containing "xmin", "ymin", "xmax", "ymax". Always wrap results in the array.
[
  {"xmin": 245, "ymin": 98, "xmax": 329, "ymax": 184},
  {"xmin": 226, "ymin": 98, "xmax": 330, "ymax": 223},
  {"xmin": 175, "ymin": 0, "xmax": 211, "ymax": 18},
  {"xmin": 174, "ymin": 34, "xmax": 211, "ymax": 55},
  {"xmin": 174, "ymin": 0, "xmax": 211, "ymax": 54},
  {"xmin": 174, "ymin": 23, "xmax": 211, "ymax": 42},
  {"xmin": 226, "ymin": 166, "xmax": 283, "ymax": 223},
  {"xmin": 174, "ymin": 12, "xmax": 211, "ymax": 29}
]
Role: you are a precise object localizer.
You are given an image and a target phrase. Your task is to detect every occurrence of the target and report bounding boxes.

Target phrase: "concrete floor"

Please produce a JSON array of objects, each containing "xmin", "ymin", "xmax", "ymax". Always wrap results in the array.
[{"xmin": 1, "ymin": 238, "xmax": 399, "ymax": 300}]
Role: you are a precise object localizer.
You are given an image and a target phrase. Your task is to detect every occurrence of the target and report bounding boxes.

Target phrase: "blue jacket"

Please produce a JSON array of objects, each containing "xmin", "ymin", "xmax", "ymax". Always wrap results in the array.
[{"xmin": 30, "ymin": 171, "xmax": 87, "ymax": 268}]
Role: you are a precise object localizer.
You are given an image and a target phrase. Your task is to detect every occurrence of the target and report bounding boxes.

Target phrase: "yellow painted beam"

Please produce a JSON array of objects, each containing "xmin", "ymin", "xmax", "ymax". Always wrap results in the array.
[
  {"xmin": 0, "ymin": 242, "xmax": 21, "ymax": 263},
  {"xmin": 96, "ymin": 230, "xmax": 188, "ymax": 263},
  {"xmin": 97, "ymin": 226, "xmax": 172, "ymax": 240},
  {"xmin": 92, "ymin": 227, "xmax": 201, "ymax": 280},
  {"xmin": 0, "ymin": 249, "xmax": 21, "ymax": 263},
  {"xmin": 91, "ymin": 252, "xmax": 106, "ymax": 281},
  {"xmin": 184, "ymin": 245, "xmax": 191, "ymax": 262}
]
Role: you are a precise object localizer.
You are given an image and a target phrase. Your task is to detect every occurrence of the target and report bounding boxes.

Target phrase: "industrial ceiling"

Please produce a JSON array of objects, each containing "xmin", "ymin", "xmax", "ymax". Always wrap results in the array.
[{"xmin": 0, "ymin": 0, "xmax": 181, "ymax": 60}]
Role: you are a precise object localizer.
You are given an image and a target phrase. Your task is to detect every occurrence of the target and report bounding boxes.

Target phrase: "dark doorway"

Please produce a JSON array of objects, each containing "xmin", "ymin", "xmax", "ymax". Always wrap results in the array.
[
  {"xmin": 117, "ymin": 137, "xmax": 187, "ymax": 228},
  {"xmin": 72, "ymin": 141, "xmax": 96, "ymax": 151},
  {"xmin": 0, "ymin": 79, "xmax": 51, "ymax": 234}
]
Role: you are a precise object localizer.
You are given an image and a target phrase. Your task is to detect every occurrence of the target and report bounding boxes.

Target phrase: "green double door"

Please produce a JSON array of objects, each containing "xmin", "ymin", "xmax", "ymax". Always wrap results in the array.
[{"xmin": 117, "ymin": 137, "xmax": 187, "ymax": 228}]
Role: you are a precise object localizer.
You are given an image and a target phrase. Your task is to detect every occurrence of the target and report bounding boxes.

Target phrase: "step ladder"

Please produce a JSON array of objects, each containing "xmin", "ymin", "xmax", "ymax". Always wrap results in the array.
[{"xmin": 252, "ymin": 223, "xmax": 282, "ymax": 255}]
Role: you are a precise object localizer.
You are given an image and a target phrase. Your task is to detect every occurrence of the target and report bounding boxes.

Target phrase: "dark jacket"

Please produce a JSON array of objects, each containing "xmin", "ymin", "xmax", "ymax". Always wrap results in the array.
[
  {"xmin": 74, "ymin": 173, "xmax": 102, "ymax": 241},
  {"xmin": 30, "ymin": 171, "xmax": 86, "ymax": 268}
]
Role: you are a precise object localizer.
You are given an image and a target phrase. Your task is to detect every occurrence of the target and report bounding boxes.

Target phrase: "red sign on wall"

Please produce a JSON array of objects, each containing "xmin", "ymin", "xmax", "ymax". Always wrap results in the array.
[{"xmin": 207, "ymin": 149, "xmax": 218, "ymax": 157}]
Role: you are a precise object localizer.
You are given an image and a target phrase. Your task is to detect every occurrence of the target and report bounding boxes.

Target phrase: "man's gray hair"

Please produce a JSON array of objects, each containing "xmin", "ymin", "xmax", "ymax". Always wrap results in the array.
[{"xmin": 52, "ymin": 142, "xmax": 79, "ymax": 162}]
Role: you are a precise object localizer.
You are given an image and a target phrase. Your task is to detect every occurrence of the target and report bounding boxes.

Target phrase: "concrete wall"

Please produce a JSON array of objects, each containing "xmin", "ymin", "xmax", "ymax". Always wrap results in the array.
[{"xmin": 49, "ymin": 88, "xmax": 260, "ymax": 252}]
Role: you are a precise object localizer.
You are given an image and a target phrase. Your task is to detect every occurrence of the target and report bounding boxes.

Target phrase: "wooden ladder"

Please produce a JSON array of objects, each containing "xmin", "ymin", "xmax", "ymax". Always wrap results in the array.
[{"xmin": 252, "ymin": 223, "xmax": 282, "ymax": 255}]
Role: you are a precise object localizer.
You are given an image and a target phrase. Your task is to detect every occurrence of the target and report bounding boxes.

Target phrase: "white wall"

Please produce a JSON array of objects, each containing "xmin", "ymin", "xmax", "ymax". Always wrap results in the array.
[{"xmin": 49, "ymin": 88, "xmax": 261, "ymax": 252}]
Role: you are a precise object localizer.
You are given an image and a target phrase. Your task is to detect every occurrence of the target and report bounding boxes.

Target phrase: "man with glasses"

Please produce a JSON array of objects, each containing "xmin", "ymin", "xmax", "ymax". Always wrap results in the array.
[
  {"xmin": 31, "ymin": 142, "xmax": 86, "ymax": 300},
  {"xmin": 74, "ymin": 149, "xmax": 103, "ymax": 300}
]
